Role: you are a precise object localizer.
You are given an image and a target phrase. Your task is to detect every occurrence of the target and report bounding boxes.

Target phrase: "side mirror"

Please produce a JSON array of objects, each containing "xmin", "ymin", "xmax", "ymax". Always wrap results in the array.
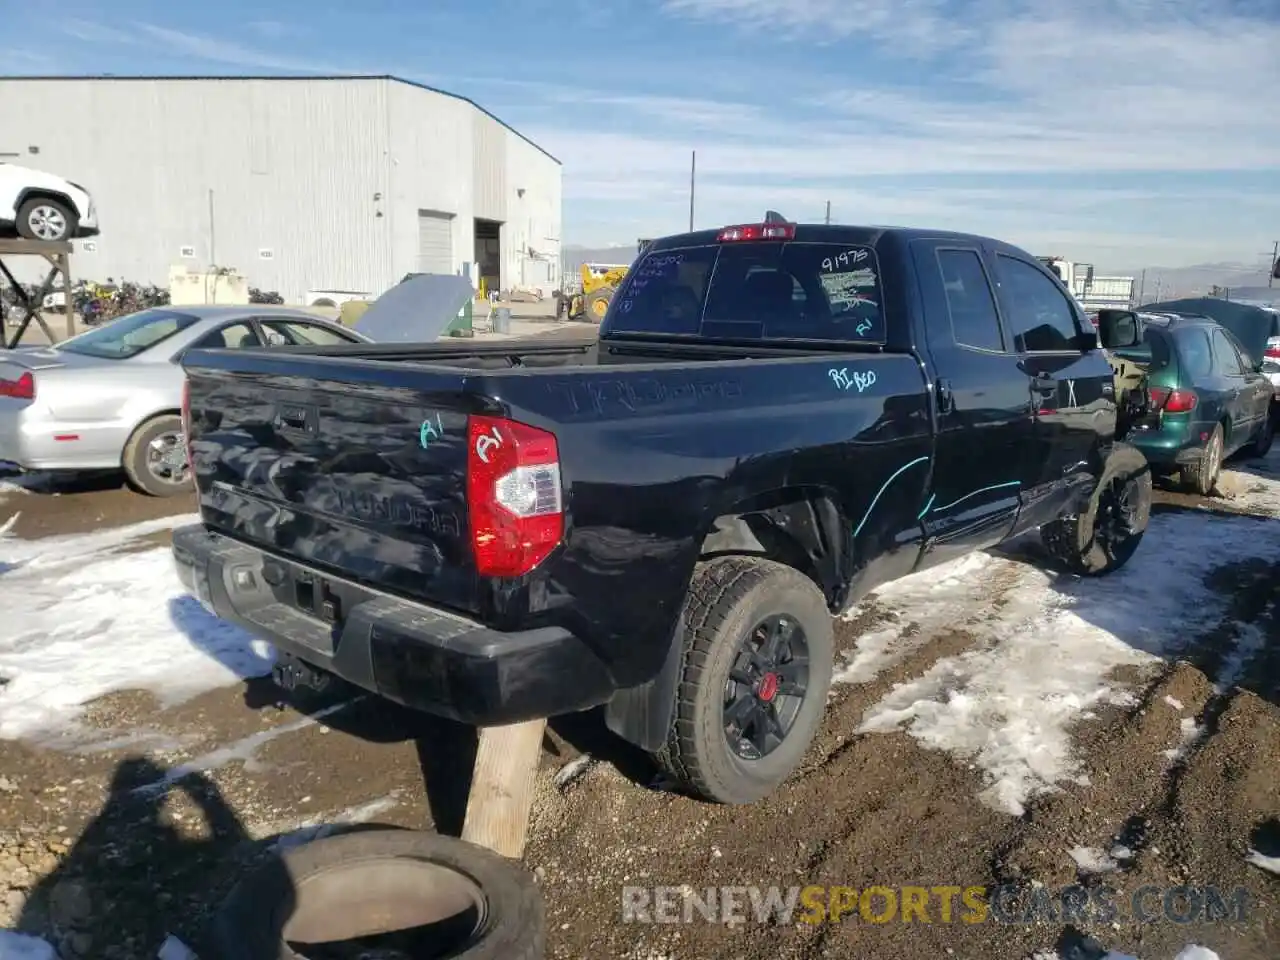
[{"xmin": 1097, "ymin": 309, "xmax": 1141, "ymax": 349}]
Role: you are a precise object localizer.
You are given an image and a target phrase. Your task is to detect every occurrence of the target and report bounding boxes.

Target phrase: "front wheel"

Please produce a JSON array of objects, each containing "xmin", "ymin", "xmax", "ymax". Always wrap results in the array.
[
  {"xmin": 16, "ymin": 197, "xmax": 78, "ymax": 242},
  {"xmin": 654, "ymin": 557, "xmax": 833, "ymax": 805},
  {"xmin": 1041, "ymin": 445, "xmax": 1152, "ymax": 576}
]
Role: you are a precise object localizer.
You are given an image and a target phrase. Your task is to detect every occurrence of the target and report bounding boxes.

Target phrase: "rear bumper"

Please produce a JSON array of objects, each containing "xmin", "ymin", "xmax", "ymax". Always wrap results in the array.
[
  {"xmin": 1127, "ymin": 424, "xmax": 1210, "ymax": 468},
  {"xmin": 171, "ymin": 524, "xmax": 617, "ymax": 725}
]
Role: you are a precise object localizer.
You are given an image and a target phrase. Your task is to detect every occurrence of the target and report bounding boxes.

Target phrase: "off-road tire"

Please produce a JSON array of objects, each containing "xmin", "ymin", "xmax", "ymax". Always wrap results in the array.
[
  {"xmin": 1183, "ymin": 423, "xmax": 1224, "ymax": 496},
  {"xmin": 654, "ymin": 556, "xmax": 833, "ymax": 805},
  {"xmin": 122, "ymin": 414, "xmax": 191, "ymax": 497},
  {"xmin": 16, "ymin": 196, "xmax": 77, "ymax": 242},
  {"xmin": 585, "ymin": 286, "xmax": 613, "ymax": 323},
  {"xmin": 1041, "ymin": 444, "xmax": 1152, "ymax": 576},
  {"xmin": 1244, "ymin": 411, "xmax": 1274, "ymax": 458},
  {"xmin": 205, "ymin": 827, "xmax": 545, "ymax": 960}
]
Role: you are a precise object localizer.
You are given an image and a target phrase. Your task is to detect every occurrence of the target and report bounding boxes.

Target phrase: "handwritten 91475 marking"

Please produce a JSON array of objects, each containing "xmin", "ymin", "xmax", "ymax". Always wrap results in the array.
[{"xmin": 822, "ymin": 248, "xmax": 869, "ymax": 272}]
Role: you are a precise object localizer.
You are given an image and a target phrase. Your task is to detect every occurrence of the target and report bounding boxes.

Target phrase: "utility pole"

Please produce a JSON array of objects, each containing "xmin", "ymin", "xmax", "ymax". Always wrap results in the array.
[
  {"xmin": 1137, "ymin": 269, "xmax": 1146, "ymax": 305},
  {"xmin": 824, "ymin": 201, "xmax": 831, "ymax": 225},
  {"xmin": 688, "ymin": 151, "xmax": 696, "ymax": 233},
  {"xmin": 1268, "ymin": 240, "xmax": 1278, "ymax": 288}
]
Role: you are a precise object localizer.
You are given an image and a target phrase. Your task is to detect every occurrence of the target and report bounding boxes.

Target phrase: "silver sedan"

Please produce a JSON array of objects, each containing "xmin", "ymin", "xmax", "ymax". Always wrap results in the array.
[{"xmin": 0, "ymin": 305, "xmax": 369, "ymax": 496}]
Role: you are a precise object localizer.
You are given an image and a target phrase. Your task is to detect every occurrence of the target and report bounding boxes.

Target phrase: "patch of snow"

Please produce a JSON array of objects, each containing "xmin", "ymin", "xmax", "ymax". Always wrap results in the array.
[
  {"xmin": 0, "ymin": 931, "xmax": 59, "ymax": 960},
  {"xmin": 1162, "ymin": 695, "xmax": 1184, "ymax": 710},
  {"xmin": 835, "ymin": 553, "xmax": 1000, "ymax": 684},
  {"xmin": 855, "ymin": 511, "xmax": 1280, "ymax": 815},
  {"xmin": 156, "ymin": 936, "xmax": 199, "ymax": 960},
  {"xmin": 0, "ymin": 514, "xmax": 17, "ymax": 538},
  {"xmin": 130, "ymin": 699, "xmax": 357, "ymax": 796},
  {"xmin": 0, "ymin": 515, "xmax": 273, "ymax": 740},
  {"xmin": 266, "ymin": 792, "xmax": 402, "ymax": 852},
  {"xmin": 1163, "ymin": 716, "xmax": 1206, "ymax": 762},
  {"xmin": 1069, "ymin": 845, "xmax": 1120, "ymax": 873},
  {"xmin": 1245, "ymin": 847, "xmax": 1280, "ymax": 875},
  {"xmin": 553, "ymin": 754, "xmax": 597, "ymax": 790},
  {"xmin": 1220, "ymin": 447, "xmax": 1280, "ymax": 517},
  {"xmin": 1029, "ymin": 948, "xmax": 1217, "ymax": 960}
]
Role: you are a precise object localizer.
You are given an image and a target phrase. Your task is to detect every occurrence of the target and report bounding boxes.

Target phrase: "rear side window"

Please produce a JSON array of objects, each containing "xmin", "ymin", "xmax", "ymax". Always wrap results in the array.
[
  {"xmin": 1175, "ymin": 328, "xmax": 1213, "ymax": 381},
  {"xmin": 607, "ymin": 242, "xmax": 885, "ymax": 342},
  {"xmin": 936, "ymin": 248, "xmax": 1004, "ymax": 352}
]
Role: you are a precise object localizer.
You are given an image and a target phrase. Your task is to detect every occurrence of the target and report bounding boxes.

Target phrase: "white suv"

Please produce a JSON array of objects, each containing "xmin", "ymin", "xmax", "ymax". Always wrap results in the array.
[{"xmin": 0, "ymin": 162, "xmax": 99, "ymax": 242}]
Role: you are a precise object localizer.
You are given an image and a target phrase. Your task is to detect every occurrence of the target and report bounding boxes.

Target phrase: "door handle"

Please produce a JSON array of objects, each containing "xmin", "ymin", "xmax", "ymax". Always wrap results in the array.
[
  {"xmin": 935, "ymin": 378, "xmax": 954, "ymax": 415},
  {"xmin": 1031, "ymin": 375, "xmax": 1056, "ymax": 395}
]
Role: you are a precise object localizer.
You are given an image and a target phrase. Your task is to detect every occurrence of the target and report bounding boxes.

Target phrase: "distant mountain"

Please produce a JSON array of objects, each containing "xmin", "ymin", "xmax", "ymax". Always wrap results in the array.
[
  {"xmin": 562, "ymin": 245, "xmax": 642, "ymax": 275},
  {"xmin": 1119, "ymin": 262, "xmax": 1277, "ymax": 303}
]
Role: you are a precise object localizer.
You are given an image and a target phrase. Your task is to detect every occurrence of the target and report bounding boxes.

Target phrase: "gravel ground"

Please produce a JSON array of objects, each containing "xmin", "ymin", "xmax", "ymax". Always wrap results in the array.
[{"xmin": 0, "ymin": 453, "xmax": 1277, "ymax": 959}]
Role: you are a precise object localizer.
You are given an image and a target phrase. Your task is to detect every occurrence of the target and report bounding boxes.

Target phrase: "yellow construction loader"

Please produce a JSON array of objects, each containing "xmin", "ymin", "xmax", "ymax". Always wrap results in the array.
[{"xmin": 556, "ymin": 262, "xmax": 630, "ymax": 322}]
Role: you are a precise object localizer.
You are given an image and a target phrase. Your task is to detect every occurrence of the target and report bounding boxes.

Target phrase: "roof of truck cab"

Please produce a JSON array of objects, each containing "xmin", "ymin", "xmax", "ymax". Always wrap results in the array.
[{"xmin": 641, "ymin": 224, "xmax": 1022, "ymax": 251}]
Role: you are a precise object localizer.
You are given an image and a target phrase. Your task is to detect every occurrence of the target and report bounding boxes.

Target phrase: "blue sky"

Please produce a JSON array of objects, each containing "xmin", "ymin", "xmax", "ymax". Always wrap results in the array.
[{"xmin": 5, "ymin": 0, "xmax": 1279, "ymax": 269}]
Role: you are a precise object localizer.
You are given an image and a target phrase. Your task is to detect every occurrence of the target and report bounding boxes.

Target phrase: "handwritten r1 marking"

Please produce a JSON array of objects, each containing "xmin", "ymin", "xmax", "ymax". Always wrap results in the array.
[
  {"xmin": 419, "ymin": 412, "xmax": 444, "ymax": 449},
  {"xmin": 475, "ymin": 426, "xmax": 503, "ymax": 464}
]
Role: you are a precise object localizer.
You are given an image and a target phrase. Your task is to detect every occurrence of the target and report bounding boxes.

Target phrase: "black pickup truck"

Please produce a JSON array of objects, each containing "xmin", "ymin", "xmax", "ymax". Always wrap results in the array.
[{"xmin": 173, "ymin": 219, "xmax": 1151, "ymax": 805}]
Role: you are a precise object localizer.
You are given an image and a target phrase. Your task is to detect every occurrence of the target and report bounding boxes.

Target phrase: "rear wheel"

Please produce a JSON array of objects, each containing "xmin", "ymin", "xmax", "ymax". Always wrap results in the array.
[
  {"xmin": 1041, "ymin": 444, "xmax": 1151, "ymax": 576},
  {"xmin": 1183, "ymin": 423, "xmax": 1224, "ymax": 495},
  {"xmin": 654, "ymin": 557, "xmax": 833, "ymax": 805},
  {"xmin": 122, "ymin": 414, "xmax": 191, "ymax": 497}
]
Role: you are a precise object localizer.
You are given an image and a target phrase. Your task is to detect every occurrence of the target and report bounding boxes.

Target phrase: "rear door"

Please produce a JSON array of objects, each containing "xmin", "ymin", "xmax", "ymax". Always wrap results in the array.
[
  {"xmin": 989, "ymin": 251, "xmax": 1111, "ymax": 526},
  {"xmin": 910, "ymin": 240, "xmax": 1034, "ymax": 567}
]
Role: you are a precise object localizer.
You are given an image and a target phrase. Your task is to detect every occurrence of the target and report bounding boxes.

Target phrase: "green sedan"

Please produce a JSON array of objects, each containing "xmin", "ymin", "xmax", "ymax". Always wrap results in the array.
[{"xmin": 1117, "ymin": 311, "xmax": 1274, "ymax": 495}]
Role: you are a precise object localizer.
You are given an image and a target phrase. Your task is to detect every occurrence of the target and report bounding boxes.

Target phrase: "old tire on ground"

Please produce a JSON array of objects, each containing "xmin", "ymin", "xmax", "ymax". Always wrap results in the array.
[
  {"xmin": 584, "ymin": 286, "xmax": 613, "ymax": 323},
  {"xmin": 15, "ymin": 196, "xmax": 78, "ymax": 242},
  {"xmin": 206, "ymin": 828, "xmax": 546, "ymax": 960},
  {"xmin": 1183, "ymin": 423, "xmax": 1224, "ymax": 496},
  {"xmin": 1244, "ymin": 411, "xmax": 1274, "ymax": 458},
  {"xmin": 654, "ymin": 556, "xmax": 834, "ymax": 805},
  {"xmin": 1040, "ymin": 444, "xmax": 1152, "ymax": 576},
  {"xmin": 122, "ymin": 414, "xmax": 191, "ymax": 497}
]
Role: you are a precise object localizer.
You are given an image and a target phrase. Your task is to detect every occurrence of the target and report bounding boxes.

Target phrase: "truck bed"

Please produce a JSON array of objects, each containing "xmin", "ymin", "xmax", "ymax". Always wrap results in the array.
[{"xmin": 181, "ymin": 333, "xmax": 926, "ymax": 676}]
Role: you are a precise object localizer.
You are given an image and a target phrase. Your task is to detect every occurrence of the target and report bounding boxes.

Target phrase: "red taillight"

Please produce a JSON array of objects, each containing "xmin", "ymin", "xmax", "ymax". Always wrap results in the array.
[
  {"xmin": 466, "ymin": 414, "xmax": 564, "ymax": 578},
  {"xmin": 1150, "ymin": 387, "xmax": 1197, "ymax": 413},
  {"xmin": 0, "ymin": 372, "xmax": 35, "ymax": 400},
  {"xmin": 717, "ymin": 222, "xmax": 796, "ymax": 242},
  {"xmin": 1265, "ymin": 344, "xmax": 1280, "ymax": 359}
]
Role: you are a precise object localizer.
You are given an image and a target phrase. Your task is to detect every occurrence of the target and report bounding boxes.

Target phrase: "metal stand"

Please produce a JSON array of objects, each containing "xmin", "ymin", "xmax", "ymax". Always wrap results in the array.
[{"xmin": 0, "ymin": 239, "xmax": 75, "ymax": 349}]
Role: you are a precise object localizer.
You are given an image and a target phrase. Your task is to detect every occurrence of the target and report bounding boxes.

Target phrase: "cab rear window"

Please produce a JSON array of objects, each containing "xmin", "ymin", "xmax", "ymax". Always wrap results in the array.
[{"xmin": 605, "ymin": 242, "xmax": 885, "ymax": 343}]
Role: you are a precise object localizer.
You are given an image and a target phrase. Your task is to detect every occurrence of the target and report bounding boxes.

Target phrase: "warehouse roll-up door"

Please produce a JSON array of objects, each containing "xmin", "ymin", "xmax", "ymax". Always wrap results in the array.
[{"xmin": 417, "ymin": 210, "xmax": 455, "ymax": 275}]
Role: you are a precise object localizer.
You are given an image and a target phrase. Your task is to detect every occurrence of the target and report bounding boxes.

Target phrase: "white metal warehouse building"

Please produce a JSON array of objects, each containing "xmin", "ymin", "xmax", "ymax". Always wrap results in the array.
[{"xmin": 0, "ymin": 75, "xmax": 563, "ymax": 302}]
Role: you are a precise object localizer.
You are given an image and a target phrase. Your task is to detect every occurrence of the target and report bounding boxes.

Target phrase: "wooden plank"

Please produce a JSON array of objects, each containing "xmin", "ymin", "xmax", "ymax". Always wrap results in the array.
[
  {"xmin": 460, "ymin": 717, "xmax": 547, "ymax": 859},
  {"xmin": 0, "ymin": 239, "xmax": 72, "ymax": 256}
]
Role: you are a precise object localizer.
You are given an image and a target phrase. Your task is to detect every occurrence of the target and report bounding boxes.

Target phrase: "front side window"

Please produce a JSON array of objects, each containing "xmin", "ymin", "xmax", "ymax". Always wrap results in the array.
[{"xmin": 996, "ymin": 256, "xmax": 1082, "ymax": 352}]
